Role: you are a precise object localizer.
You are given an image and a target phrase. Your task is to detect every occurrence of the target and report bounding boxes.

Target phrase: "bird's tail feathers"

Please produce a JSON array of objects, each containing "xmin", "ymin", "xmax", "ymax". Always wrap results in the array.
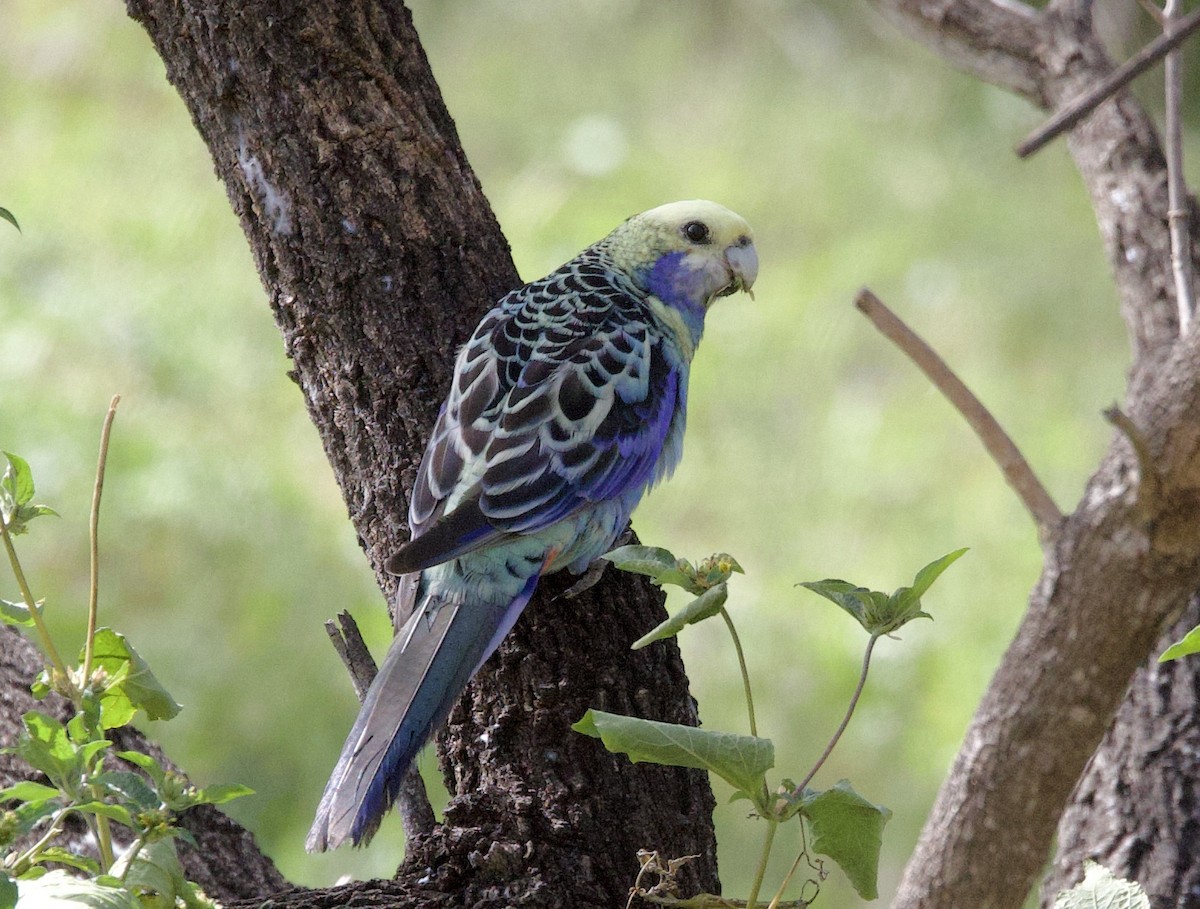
[{"xmin": 306, "ymin": 571, "xmax": 540, "ymax": 851}]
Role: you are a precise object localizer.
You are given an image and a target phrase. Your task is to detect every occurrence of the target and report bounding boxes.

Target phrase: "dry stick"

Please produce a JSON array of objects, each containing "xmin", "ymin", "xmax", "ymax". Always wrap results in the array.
[
  {"xmin": 1138, "ymin": 0, "xmax": 1166, "ymax": 23},
  {"xmin": 1164, "ymin": 0, "xmax": 1195, "ymax": 334},
  {"xmin": 1103, "ymin": 405, "xmax": 1163, "ymax": 515},
  {"xmin": 854, "ymin": 289, "xmax": 1064, "ymax": 535},
  {"xmin": 324, "ymin": 611, "xmax": 377, "ymax": 700},
  {"xmin": 82, "ymin": 394, "xmax": 121, "ymax": 684},
  {"xmin": 324, "ymin": 610, "xmax": 437, "ymax": 842},
  {"xmin": 1016, "ymin": 5, "xmax": 1200, "ymax": 158}
]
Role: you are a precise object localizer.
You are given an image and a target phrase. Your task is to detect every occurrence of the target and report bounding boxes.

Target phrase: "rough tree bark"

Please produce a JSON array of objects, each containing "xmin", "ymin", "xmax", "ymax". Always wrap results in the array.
[
  {"xmin": 1044, "ymin": 598, "xmax": 1200, "ymax": 906},
  {"xmin": 92, "ymin": 0, "xmax": 716, "ymax": 906},
  {"xmin": 869, "ymin": 2, "xmax": 1200, "ymax": 907}
]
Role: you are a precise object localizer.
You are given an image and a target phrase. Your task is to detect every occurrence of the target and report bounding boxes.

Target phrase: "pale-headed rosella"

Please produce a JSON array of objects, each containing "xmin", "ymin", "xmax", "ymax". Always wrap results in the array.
[{"xmin": 307, "ymin": 200, "xmax": 758, "ymax": 851}]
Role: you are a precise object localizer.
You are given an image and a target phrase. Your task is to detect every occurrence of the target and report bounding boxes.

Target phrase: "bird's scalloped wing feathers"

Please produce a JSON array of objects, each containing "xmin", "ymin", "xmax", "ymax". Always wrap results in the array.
[
  {"xmin": 386, "ymin": 258, "xmax": 681, "ymax": 576},
  {"xmin": 477, "ymin": 326, "xmax": 678, "ymax": 532}
]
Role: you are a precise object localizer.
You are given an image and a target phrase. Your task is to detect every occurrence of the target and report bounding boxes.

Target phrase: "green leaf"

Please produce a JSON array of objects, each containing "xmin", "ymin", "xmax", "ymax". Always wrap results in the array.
[
  {"xmin": 15, "ymin": 504, "xmax": 59, "ymax": 522},
  {"xmin": 910, "ymin": 548, "xmax": 968, "ymax": 597},
  {"xmin": 1053, "ymin": 861, "xmax": 1150, "ymax": 909},
  {"xmin": 0, "ymin": 780, "xmax": 61, "ymax": 803},
  {"xmin": 114, "ymin": 750, "xmax": 163, "ymax": 775},
  {"xmin": 1, "ymin": 453, "xmax": 35, "ymax": 507},
  {"xmin": 1160, "ymin": 624, "xmax": 1200, "ymax": 662},
  {"xmin": 76, "ymin": 738, "xmax": 113, "ymax": 770},
  {"xmin": 603, "ymin": 545, "xmax": 699, "ymax": 592},
  {"xmin": 84, "ymin": 628, "xmax": 182, "ymax": 727},
  {"xmin": 72, "ymin": 801, "xmax": 135, "ymax": 828},
  {"xmin": 800, "ymin": 780, "xmax": 891, "ymax": 900},
  {"xmin": 0, "ymin": 599, "xmax": 35, "ymax": 628},
  {"xmin": 3, "ymin": 797, "xmax": 60, "ymax": 843},
  {"xmin": 92, "ymin": 770, "xmax": 160, "ymax": 810},
  {"xmin": 30, "ymin": 671, "xmax": 51, "ymax": 699},
  {"xmin": 799, "ymin": 579, "xmax": 889, "ymax": 629},
  {"xmin": 0, "ymin": 207, "xmax": 19, "ymax": 233},
  {"xmin": 30, "ymin": 847, "xmax": 100, "ymax": 874},
  {"xmin": 0, "ymin": 872, "xmax": 15, "ymax": 909},
  {"xmin": 603, "ymin": 545, "xmax": 677, "ymax": 576},
  {"xmin": 0, "ymin": 454, "xmax": 56, "ymax": 534},
  {"xmin": 800, "ymin": 549, "xmax": 966, "ymax": 636},
  {"xmin": 12, "ymin": 870, "xmax": 140, "ymax": 908},
  {"xmin": 194, "ymin": 782, "xmax": 254, "ymax": 806},
  {"xmin": 632, "ymin": 583, "xmax": 728, "ymax": 650},
  {"xmin": 114, "ymin": 838, "xmax": 185, "ymax": 904},
  {"xmin": 17, "ymin": 712, "xmax": 81, "ymax": 792},
  {"xmin": 885, "ymin": 548, "xmax": 968, "ymax": 632},
  {"xmin": 574, "ymin": 709, "xmax": 773, "ymax": 810}
]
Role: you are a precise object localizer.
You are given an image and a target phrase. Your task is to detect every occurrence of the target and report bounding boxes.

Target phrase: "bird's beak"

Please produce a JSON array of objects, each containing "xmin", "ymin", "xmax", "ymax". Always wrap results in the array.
[{"xmin": 719, "ymin": 239, "xmax": 759, "ymax": 299}]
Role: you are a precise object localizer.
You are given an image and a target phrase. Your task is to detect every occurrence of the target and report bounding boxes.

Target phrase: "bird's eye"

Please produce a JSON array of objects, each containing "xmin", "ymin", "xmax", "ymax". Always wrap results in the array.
[{"xmin": 682, "ymin": 221, "xmax": 711, "ymax": 244}]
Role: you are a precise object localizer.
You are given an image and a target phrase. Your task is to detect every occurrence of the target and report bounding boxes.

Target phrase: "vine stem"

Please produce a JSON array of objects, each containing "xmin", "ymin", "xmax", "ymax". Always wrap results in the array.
[
  {"xmin": 82, "ymin": 395, "xmax": 120, "ymax": 684},
  {"xmin": 767, "ymin": 808, "xmax": 821, "ymax": 909},
  {"xmin": 745, "ymin": 817, "xmax": 779, "ymax": 909},
  {"xmin": 718, "ymin": 604, "xmax": 772, "ymax": 810},
  {"xmin": 0, "ymin": 510, "xmax": 70, "ymax": 683},
  {"xmin": 7, "ymin": 806, "xmax": 72, "ymax": 876},
  {"xmin": 719, "ymin": 606, "xmax": 758, "ymax": 738},
  {"xmin": 115, "ymin": 836, "xmax": 147, "ymax": 882},
  {"xmin": 767, "ymin": 851, "xmax": 807, "ymax": 909},
  {"xmin": 796, "ymin": 634, "xmax": 879, "ymax": 794}
]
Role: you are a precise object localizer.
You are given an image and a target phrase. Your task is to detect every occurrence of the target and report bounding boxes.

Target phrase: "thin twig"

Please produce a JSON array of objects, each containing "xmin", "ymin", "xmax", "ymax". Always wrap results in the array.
[
  {"xmin": 1016, "ymin": 5, "xmax": 1200, "ymax": 158},
  {"xmin": 83, "ymin": 395, "xmax": 120, "ymax": 684},
  {"xmin": 854, "ymin": 288, "xmax": 1064, "ymax": 536},
  {"xmin": 1163, "ymin": 0, "xmax": 1194, "ymax": 334},
  {"xmin": 324, "ymin": 610, "xmax": 377, "ymax": 699},
  {"xmin": 718, "ymin": 604, "xmax": 771, "ymax": 810},
  {"xmin": 1103, "ymin": 405, "xmax": 1162, "ymax": 514},
  {"xmin": 1138, "ymin": 0, "xmax": 1165, "ymax": 25}
]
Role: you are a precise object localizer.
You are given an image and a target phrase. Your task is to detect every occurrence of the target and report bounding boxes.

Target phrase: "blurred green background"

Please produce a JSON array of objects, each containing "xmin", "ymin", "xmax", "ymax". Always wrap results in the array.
[{"xmin": 1, "ymin": 0, "xmax": 1174, "ymax": 903}]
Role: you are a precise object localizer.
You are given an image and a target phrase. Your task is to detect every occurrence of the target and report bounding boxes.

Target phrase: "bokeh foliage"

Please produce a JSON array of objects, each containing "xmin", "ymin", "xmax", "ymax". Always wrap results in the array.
[{"xmin": 2, "ymin": 0, "xmax": 1177, "ymax": 903}]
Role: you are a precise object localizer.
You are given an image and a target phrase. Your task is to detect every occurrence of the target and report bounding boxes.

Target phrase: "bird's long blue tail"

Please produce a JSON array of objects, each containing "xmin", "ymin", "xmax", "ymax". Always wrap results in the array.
[{"xmin": 306, "ymin": 570, "xmax": 540, "ymax": 851}]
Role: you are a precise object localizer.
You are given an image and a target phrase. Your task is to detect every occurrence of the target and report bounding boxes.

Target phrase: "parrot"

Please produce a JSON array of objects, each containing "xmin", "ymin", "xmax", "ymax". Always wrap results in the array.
[{"xmin": 306, "ymin": 199, "xmax": 758, "ymax": 852}]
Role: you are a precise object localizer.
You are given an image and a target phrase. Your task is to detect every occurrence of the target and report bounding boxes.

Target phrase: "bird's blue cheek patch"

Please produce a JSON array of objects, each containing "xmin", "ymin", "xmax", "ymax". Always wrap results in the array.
[{"xmin": 645, "ymin": 252, "xmax": 705, "ymax": 310}]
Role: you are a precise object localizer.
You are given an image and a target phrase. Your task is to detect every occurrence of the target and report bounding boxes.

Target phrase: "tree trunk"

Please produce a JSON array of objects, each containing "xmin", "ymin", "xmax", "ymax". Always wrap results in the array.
[
  {"xmin": 1043, "ymin": 598, "xmax": 1200, "ymax": 907},
  {"xmin": 868, "ymin": 2, "xmax": 1200, "ymax": 907},
  {"xmin": 108, "ymin": 0, "xmax": 721, "ymax": 905}
]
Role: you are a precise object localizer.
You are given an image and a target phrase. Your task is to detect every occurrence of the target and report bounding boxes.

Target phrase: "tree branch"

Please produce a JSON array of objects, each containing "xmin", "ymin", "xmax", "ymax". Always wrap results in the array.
[
  {"xmin": 871, "ymin": 3, "xmax": 1200, "ymax": 907},
  {"xmin": 855, "ymin": 288, "xmax": 1063, "ymax": 536},
  {"xmin": 1015, "ymin": 4, "xmax": 1200, "ymax": 158},
  {"xmin": 867, "ymin": 0, "xmax": 1045, "ymax": 101},
  {"xmin": 893, "ymin": 328, "xmax": 1200, "ymax": 909}
]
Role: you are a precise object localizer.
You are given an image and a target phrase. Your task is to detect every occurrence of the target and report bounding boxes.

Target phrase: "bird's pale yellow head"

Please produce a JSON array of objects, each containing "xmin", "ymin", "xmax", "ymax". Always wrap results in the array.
[{"xmin": 603, "ymin": 200, "xmax": 758, "ymax": 310}]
